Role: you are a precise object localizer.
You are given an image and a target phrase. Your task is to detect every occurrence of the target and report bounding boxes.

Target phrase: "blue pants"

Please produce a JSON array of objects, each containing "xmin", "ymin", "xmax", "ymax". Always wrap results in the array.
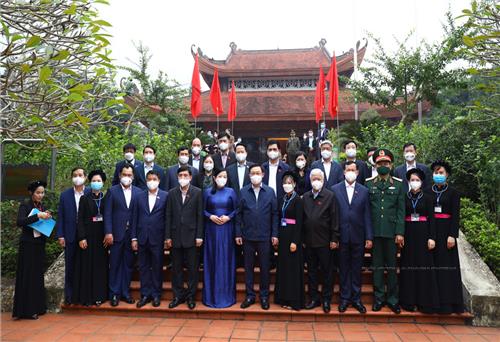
[
  {"xmin": 109, "ymin": 235, "xmax": 134, "ymax": 298},
  {"xmin": 339, "ymin": 242, "xmax": 364, "ymax": 304},
  {"xmin": 243, "ymin": 240, "xmax": 270, "ymax": 300},
  {"xmin": 64, "ymin": 242, "xmax": 77, "ymax": 300},
  {"xmin": 138, "ymin": 242, "xmax": 163, "ymax": 298}
]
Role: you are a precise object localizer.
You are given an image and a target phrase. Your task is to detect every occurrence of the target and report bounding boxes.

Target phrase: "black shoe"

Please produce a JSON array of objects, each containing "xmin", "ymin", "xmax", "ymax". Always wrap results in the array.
[
  {"xmin": 372, "ymin": 301, "xmax": 384, "ymax": 312},
  {"xmin": 122, "ymin": 296, "xmax": 135, "ymax": 304},
  {"xmin": 322, "ymin": 301, "xmax": 331, "ymax": 313},
  {"xmin": 338, "ymin": 302, "xmax": 349, "ymax": 312},
  {"xmin": 353, "ymin": 302, "xmax": 367, "ymax": 314},
  {"xmin": 136, "ymin": 296, "xmax": 151, "ymax": 308},
  {"xmin": 261, "ymin": 298, "xmax": 270, "ymax": 310},
  {"xmin": 305, "ymin": 300, "xmax": 321, "ymax": 310},
  {"xmin": 31, "ymin": 314, "xmax": 39, "ymax": 320},
  {"xmin": 240, "ymin": 297, "xmax": 255, "ymax": 309},
  {"xmin": 110, "ymin": 295, "xmax": 119, "ymax": 307},
  {"xmin": 64, "ymin": 298, "xmax": 72, "ymax": 305},
  {"xmin": 95, "ymin": 301, "xmax": 102, "ymax": 307},
  {"xmin": 152, "ymin": 297, "xmax": 161, "ymax": 307},
  {"xmin": 168, "ymin": 297, "xmax": 185, "ymax": 309},
  {"xmin": 186, "ymin": 298, "xmax": 196, "ymax": 310},
  {"xmin": 388, "ymin": 303, "xmax": 401, "ymax": 314}
]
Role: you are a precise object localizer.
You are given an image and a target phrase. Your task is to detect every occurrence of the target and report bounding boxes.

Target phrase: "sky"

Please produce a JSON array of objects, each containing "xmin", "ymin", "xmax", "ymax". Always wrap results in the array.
[{"xmin": 98, "ymin": 0, "xmax": 471, "ymax": 90}]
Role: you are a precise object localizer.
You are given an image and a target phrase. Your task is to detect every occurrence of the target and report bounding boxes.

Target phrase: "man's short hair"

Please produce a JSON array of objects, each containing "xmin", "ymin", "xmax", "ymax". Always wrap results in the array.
[
  {"xmin": 267, "ymin": 140, "xmax": 280, "ymax": 149},
  {"xmin": 343, "ymin": 140, "xmax": 358, "ymax": 149},
  {"xmin": 119, "ymin": 163, "xmax": 135, "ymax": 176},
  {"xmin": 249, "ymin": 164, "xmax": 264, "ymax": 173},
  {"xmin": 146, "ymin": 170, "xmax": 161, "ymax": 179},
  {"xmin": 218, "ymin": 132, "xmax": 231, "ymax": 141},
  {"xmin": 123, "ymin": 143, "xmax": 136, "ymax": 152},
  {"xmin": 177, "ymin": 165, "xmax": 192, "ymax": 175},
  {"xmin": 343, "ymin": 160, "xmax": 358, "ymax": 170},
  {"xmin": 143, "ymin": 145, "xmax": 156, "ymax": 154},
  {"xmin": 235, "ymin": 143, "xmax": 247, "ymax": 151},
  {"xmin": 177, "ymin": 146, "xmax": 189, "ymax": 155},
  {"xmin": 71, "ymin": 167, "xmax": 86, "ymax": 177},
  {"xmin": 403, "ymin": 142, "xmax": 417, "ymax": 151}
]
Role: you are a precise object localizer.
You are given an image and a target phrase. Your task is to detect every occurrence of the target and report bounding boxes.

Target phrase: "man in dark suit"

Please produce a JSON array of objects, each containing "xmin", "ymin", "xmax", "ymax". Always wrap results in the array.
[
  {"xmin": 331, "ymin": 161, "xmax": 373, "ymax": 314},
  {"xmin": 311, "ymin": 140, "xmax": 344, "ymax": 189},
  {"xmin": 317, "ymin": 121, "xmax": 329, "ymax": 143},
  {"xmin": 112, "ymin": 143, "xmax": 143, "ymax": 186},
  {"xmin": 236, "ymin": 164, "xmax": 279, "ymax": 310},
  {"xmin": 165, "ymin": 146, "xmax": 199, "ymax": 190},
  {"xmin": 394, "ymin": 142, "xmax": 432, "ymax": 192},
  {"xmin": 303, "ymin": 129, "xmax": 318, "ymax": 165},
  {"xmin": 303, "ymin": 168, "xmax": 340, "ymax": 313},
  {"xmin": 188, "ymin": 137, "xmax": 204, "ymax": 172},
  {"xmin": 262, "ymin": 140, "xmax": 290, "ymax": 200},
  {"xmin": 343, "ymin": 140, "xmax": 370, "ymax": 185},
  {"xmin": 135, "ymin": 145, "xmax": 167, "ymax": 191},
  {"xmin": 104, "ymin": 164, "xmax": 142, "ymax": 306},
  {"xmin": 212, "ymin": 133, "xmax": 236, "ymax": 169},
  {"xmin": 227, "ymin": 143, "xmax": 254, "ymax": 199},
  {"xmin": 56, "ymin": 167, "xmax": 90, "ymax": 304},
  {"xmin": 131, "ymin": 170, "xmax": 168, "ymax": 308},
  {"xmin": 164, "ymin": 165, "xmax": 203, "ymax": 310}
]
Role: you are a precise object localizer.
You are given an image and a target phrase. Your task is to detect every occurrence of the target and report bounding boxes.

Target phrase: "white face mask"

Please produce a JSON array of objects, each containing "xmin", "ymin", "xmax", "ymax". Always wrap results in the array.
[
  {"xmin": 250, "ymin": 175, "xmax": 262, "ymax": 185},
  {"xmin": 321, "ymin": 150, "xmax": 332, "ymax": 160},
  {"xmin": 204, "ymin": 162, "xmax": 214, "ymax": 172},
  {"xmin": 345, "ymin": 148, "xmax": 357, "ymax": 158},
  {"xmin": 124, "ymin": 152, "xmax": 134, "ymax": 161},
  {"xmin": 191, "ymin": 146, "xmax": 201, "ymax": 156},
  {"xmin": 283, "ymin": 183, "xmax": 294, "ymax": 194},
  {"xmin": 296, "ymin": 160, "xmax": 306, "ymax": 169},
  {"xmin": 144, "ymin": 153, "xmax": 155, "ymax": 163},
  {"xmin": 219, "ymin": 142, "xmax": 229, "ymax": 151},
  {"xmin": 308, "ymin": 133, "xmax": 313, "ymax": 138},
  {"xmin": 72, "ymin": 176, "xmax": 85, "ymax": 186},
  {"xmin": 311, "ymin": 180, "xmax": 323, "ymax": 191},
  {"xmin": 178, "ymin": 178, "xmax": 190, "ymax": 187},
  {"xmin": 178, "ymin": 155, "xmax": 189, "ymax": 165},
  {"xmin": 409, "ymin": 180, "xmax": 422, "ymax": 191},
  {"xmin": 147, "ymin": 180, "xmax": 159, "ymax": 191},
  {"xmin": 345, "ymin": 171, "xmax": 357, "ymax": 183},
  {"xmin": 267, "ymin": 150, "xmax": 279, "ymax": 160},
  {"xmin": 404, "ymin": 152, "xmax": 416, "ymax": 162},
  {"xmin": 120, "ymin": 176, "xmax": 132, "ymax": 187},
  {"xmin": 215, "ymin": 177, "xmax": 227, "ymax": 187},
  {"xmin": 236, "ymin": 152, "xmax": 247, "ymax": 162}
]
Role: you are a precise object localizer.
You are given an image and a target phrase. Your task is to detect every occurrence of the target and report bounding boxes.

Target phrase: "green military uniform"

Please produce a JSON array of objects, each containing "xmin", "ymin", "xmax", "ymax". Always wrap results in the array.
[{"xmin": 366, "ymin": 149, "xmax": 405, "ymax": 306}]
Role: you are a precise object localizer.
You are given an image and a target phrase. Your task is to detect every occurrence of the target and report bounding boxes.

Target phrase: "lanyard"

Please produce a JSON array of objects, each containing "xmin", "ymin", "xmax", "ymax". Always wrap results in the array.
[
  {"xmin": 407, "ymin": 191, "xmax": 423, "ymax": 214},
  {"xmin": 432, "ymin": 184, "xmax": 448, "ymax": 206},
  {"xmin": 282, "ymin": 192, "xmax": 296, "ymax": 217},
  {"xmin": 92, "ymin": 192, "xmax": 103, "ymax": 215}
]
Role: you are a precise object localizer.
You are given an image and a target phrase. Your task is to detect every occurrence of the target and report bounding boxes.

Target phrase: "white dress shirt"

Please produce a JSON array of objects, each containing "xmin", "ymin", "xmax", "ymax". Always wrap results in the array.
[
  {"xmin": 121, "ymin": 185, "xmax": 132, "ymax": 208},
  {"xmin": 221, "ymin": 153, "xmax": 228, "ymax": 168},
  {"xmin": 74, "ymin": 187, "xmax": 85, "ymax": 212},
  {"xmin": 345, "ymin": 181, "xmax": 356, "ymax": 204},
  {"xmin": 268, "ymin": 162, "xmax": 278, "ymax": 195},
  {"xmin": 144, "ymin": 163, "xmax": 154, "ymax": 178},
  {"xmin": 148, "ymin": 190, "xmax": 158, "ymax": 212},
  {"xmin": 308, "ymin": 137, "xmax": 314, "ymax": 148},
  {"xmin": 237, "ymin": 163, "xmax": 247, "ymax": 189},
  {"xmin": 191, "ymin": 157, "xmax": 200, "ymax": 171},
  {"xmin": 322, "ymin": 160, "xmax": 331, "ymax": 181},
  {"xmin": 406, "ymin": 161, "xmax": 416, "ymax": 171},
  {"xmin": 253, "ymin": 185, "xmax": 261, "ymax": 201}
]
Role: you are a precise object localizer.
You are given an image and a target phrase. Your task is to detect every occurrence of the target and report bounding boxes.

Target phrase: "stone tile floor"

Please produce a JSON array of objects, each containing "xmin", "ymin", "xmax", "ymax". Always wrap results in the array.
[{"xmin": 1, "ymin": 312, "xmax": 499, "ymax": 341}]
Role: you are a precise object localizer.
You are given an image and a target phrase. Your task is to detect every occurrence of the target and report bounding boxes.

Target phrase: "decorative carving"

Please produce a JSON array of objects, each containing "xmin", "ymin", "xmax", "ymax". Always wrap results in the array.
[
  {"xmin": 233, "ymin": 78, "xmax": 318, "ymax": 91},
  {"xmin": 229, "ymin": 42, "xmax": 237, "ymax": 52},
  {"xmin": 319, "ymin": 38, "xmax": 327, "ymax": 48}
]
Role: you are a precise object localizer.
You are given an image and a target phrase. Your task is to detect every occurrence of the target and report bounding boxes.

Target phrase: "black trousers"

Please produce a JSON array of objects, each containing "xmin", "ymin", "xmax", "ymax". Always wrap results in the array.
[
  {"xmin": 171, "ymin": 246, "xmax": 198, "ymax": 300},
  {"xmin": 243, "ymin": 240, "xmax": 270, "ymax": 300},
  {"xmin": 306, "ymin": 246, "xmax": 335, "ymax": 302}
]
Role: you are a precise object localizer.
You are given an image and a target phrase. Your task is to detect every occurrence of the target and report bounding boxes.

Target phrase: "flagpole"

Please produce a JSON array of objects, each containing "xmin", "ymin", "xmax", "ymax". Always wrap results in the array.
[{"xmin": 194, "ymin": 117, "xmax": 197, "ymax": 137}]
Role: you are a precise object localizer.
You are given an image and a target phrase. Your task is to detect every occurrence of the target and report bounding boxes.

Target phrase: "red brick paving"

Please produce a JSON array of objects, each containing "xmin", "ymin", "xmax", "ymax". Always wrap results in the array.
[{"xmin": 1, "ymin": 312, "xmax": 498, "ymax": 341}]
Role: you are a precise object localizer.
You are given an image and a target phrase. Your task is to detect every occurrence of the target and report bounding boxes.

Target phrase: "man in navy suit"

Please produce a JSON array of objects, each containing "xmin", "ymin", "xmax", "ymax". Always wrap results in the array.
[
  {"xmin": 56, "ymin": 167, "xmax": 90, "ymax": 304},
  {"xmin": 236, "ymin": 164, "xmax": 279, "ymax": 310},
  {"xmin": 131, "ymin": 170, "xmax": 168, "ymax": 308},
  {"xmin": 331, "ymin": 161, "xmax": 373, "ymax": 313},
  {"xmin": 311, "ymin": 140, "xmax": 344, "ymax": 189},
  {"xmin": 104, "ymin": 164, "xmax": 142, "ymax": 306},
  {"xmin": 112, "ymin": 143, "xmax": 143, "ymax": 186},
  {"xmin": 135, "ymin": 145, "xmax": 167, "ymax": 191},
  {"xmin": 227, "ymin": 143, "xmax": 254, "ymax": 199},
  {"xmin": 212, "ymin": 133, "xmax": 236, "ymax": 169},
  {"xmin": 394, "ymin": 143, "xmax": 432, "ymax": 192},
  {"xmin": 343, "ymin": 140, "xmax": 370, "ymax": 185},
  {"xmin": 188, "ymin": 137, "xmax": 204, "ymax": 172},
  {"xmin": 262, "ymin": 140, "xmax": 290, "ymax": 200},
  {"xmin": 165, "ymin": 146, "xmax": 199, "ymax": 190}
]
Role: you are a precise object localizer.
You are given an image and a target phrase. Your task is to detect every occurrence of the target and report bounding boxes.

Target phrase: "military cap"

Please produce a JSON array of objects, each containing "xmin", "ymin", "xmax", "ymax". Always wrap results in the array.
[{"xmin": 373, "ymin": 148, "xmax": 394, "ymax": 163}]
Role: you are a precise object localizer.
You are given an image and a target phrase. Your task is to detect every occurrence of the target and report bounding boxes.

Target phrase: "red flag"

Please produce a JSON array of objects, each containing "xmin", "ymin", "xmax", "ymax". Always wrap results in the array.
[
  {"xmin": 228, "ymin": 80, "xmax": 237, "ymax": 122},
  {"xmin": 314, "ymin": 66, "xmax": 325, "ymax": 123},
  {"xmin": 190, "ymin": 54, "xmax": 202, "ymax": 119},
  {"xmin": 210, "ymin": 68, "xmax": 223, "ymax": 116},
  {"xmin": 326, "ymin": 55, "xmax": 339, "ymax": 118}
]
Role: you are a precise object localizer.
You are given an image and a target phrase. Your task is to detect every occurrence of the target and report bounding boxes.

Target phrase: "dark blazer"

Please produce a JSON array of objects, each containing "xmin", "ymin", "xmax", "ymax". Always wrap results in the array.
[
  {"xmin": 212, "ymin": 151, "xmax": 236, "ymax": 169},
  {"xmin": 236, "ymin": 184, "xmax": 279, "ymax": 241},
  {"xmin": 188, "ymin": 155, "xmax": 205, "ymax": 172},
  {"xmin": 55, "ymin": 187, "xmax": 91, "ymax": 243},
  {"xmin": 112, "ymin": 159, "xmax": 144, "ymax": 186},
  {"xmin": 302, "ymin": 188, "xmax": 340, "ymax": 248},
  {"xmin": 292, "ymin": 167, "xmax": 312, "ymax": 196},
  {"xmin": 317, "ymin": 128, "xmax": 329, "ymax": 142},
  {"xmin": 131, "ymin": 189, "xmax": 168, "ymax": 246},
  {"xmin": 103, "ymin": 184, "xmax": 141, "ymax": 242},
  {"xmin": 227, "ymin": 161, "xmax": 254, "ymax": 198},
  {"xmin": 310, "ymin": 159, "xmax": 344, "ymax": 189},
  {"xmin": 165, "ymin": 164, "xmax": 200, "ymax": 191},
  {"xmin": 344, "ymin": 160, "xmax": 370, "ymax": 185},
  {"xmin": 165, "ymin": 185, "xmax": 203, "ymax": 248},
  {"xmin": 134, "ymin": 164, "xmax": 167, "ymax": 191},
  {"xmin": 302, "ymin": 137, "xmax": 318, "ymax": 153},
  {"xmin": 331, "ymin": 182, "xmax": 373, "ymax": 244},
  {"xmin": 262, "ymin": 160, "xmax": 290, "ymax": 199},
  {"xmin": 17, "ymin": 200, "xmax": 46, "ymax": 243},
  {"xmin": 394, "ymin": 162, "xmax": 432, "ymax": 192}
]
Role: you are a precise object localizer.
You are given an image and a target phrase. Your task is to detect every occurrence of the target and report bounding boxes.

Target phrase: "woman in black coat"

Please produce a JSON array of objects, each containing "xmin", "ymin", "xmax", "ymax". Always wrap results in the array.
[
  {"xmin": 291, "ymin": 151, "xmax": 311, "ymax": 196},
  {"xmin": 13, "ymin": 180, "xmax": 52, "ymax": 320}
]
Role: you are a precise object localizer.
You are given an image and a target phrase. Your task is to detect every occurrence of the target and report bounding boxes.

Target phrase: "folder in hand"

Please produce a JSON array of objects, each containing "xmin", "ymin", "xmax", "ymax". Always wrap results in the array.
[{"xmin": 28, "ymin": 208, "xmax": 56, "ymax": 237}]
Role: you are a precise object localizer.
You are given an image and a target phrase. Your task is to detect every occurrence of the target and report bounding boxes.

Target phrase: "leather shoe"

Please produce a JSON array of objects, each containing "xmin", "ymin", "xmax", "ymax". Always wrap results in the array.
[
  {"xmin": 305, "ymin": 300, "xmax": 321, "ymax": 310},
  {"xmin": 372, "ymin": 301, "xmax": 384, "ymax": 312},
  {"xmin": 338, "ymin": 302, "xmax": 348, "ymax": 312},
  {"xmin": 110, "ymin": 295, "xmax": 119, "ymax": 307},
  {"xmin": 186, "ymin": 298, "xmax": 196, "ymax": 310},
  {"xmin": 169, "ymin": 297, "xmax": 185, "ymax": 309},
  {"xmin": 322, "ymin": 301, "xmax": 331, "ymax": 313},
  {"xmin": 388, "ymin": 303, "xmax": 401, "ymax": 314},
  {"xmin": 136, "ymin": 296, "xmax": 151, "ymax": 308},
  {"xmin": 240, "ymin": 297, "xmax": 255, "ymax": 309},
  {"xmin": 261, "ymin": 298, "xmax": 270, "ymax": 310},
  {"xmin": 353, "ymin": 302, "xmax": 367, "ymax": 314},
  {"xmin": 152, "ymin": 297, "xmax": 161, "ymax": 307},
  {"xmin": 122, "ymin": 296, "xmax": 135, "ymax": 304}
]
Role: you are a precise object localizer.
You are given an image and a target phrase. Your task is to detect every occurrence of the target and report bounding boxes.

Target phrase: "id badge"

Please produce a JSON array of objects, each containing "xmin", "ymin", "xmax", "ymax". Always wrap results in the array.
[
  {"xmin": 411, "ymin": 213, "xmax": 420, "ymax": 222},
  {"xmin": 281, "ymin": 218, "xmax": 287, "ymax": 227},
  {"xmin": 434, "ymin": 206, "xmax": 442, "ymax": 213},
  {"xmin": 92, "ymin": 214, "xmax": 103, "ymax": 222}
]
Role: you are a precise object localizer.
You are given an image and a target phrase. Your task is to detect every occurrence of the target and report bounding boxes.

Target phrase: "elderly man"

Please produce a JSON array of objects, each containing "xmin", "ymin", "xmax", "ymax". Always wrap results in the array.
[
  {"xmin": 188, "ymin": 138, "xmax": 205, "ymax": 172},
  {"xmin": 302, "ymin": 168, "xmax": 340, "ymax": 313}
]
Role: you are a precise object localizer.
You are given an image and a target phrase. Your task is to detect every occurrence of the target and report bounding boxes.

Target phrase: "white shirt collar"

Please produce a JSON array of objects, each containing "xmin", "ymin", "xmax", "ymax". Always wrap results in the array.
[
  {"xmin": 74, "ymin": 186, "xmax": 85, "ymax": 195},
  {"xmin": 345, "ymin": 180, "xmax": 356, "ymax": 189}
]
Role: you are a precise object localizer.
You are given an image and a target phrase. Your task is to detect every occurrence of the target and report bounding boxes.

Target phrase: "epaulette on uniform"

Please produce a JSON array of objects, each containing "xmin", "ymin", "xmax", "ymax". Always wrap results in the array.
[
  {"xmin": 392, "ymin": 177, "xmax": 402, "ymax": 182},
  {"xmin": 366, "ymin": 176, "xmax": 377, "ymax": 182}
]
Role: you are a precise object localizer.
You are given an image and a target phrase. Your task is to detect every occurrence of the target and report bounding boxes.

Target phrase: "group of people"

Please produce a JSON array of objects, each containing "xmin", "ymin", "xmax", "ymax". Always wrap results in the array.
[{"xmin": 12, "ymin": 129, "xmax": 464, "ymax": 320}]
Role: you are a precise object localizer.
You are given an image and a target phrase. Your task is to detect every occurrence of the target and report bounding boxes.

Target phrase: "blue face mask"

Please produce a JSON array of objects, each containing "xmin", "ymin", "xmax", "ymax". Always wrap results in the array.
[
  {"xmin": 91, "ymin": 181, "xmax": 103, "ymax": 191},
  {"xmin": 433, "ymin": 174, "xmax": 446, "ymax": 184}
]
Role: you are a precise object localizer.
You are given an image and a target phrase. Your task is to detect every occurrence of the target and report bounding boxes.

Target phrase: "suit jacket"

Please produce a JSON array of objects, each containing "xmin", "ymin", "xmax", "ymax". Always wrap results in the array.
[
  {"xmin": 188, "ymin": 154, "xmax": 205, "ymax": 172},
  {"xmin": 164, "ymin": 185, "xmax": 203, "ymax": 248},
  {"xmin": 348, "ymin": 159, "xmax": 370, "ymax": 185},
  {"xmin": 134, "ymin": 163, "xmax": 167, "ymax": 191},
  {"xmin": 112, "ymin": 159, "xmax": 144, "ymax": 186},
  {"xmin": 165, "ymin": 164, "xmax": 200, "ymax": 190},
  {"xmin": 302, "ymin": 188, "xmax": 340, "ymax": 248},
  {"xmin": 212, "ymin": 151, "xmax": 236, "ymax": 169},
  {"xmin": 227, "ymin": 161, "xmax": 254, "ymax": 198},
  {"xmin": 317, "ymin": 128, "xmax": 329, "ymax": 142},
  {"xmin": 55, "ymin": 187, "xmax": 91, "ymax": 243},
  {"xmin": 262, "ymin": 160, "xmax": 290, "ymax": 199},
  {"xmin": 331, "ymin": 182, "xmax": 373, "ymax": 244},
  {"xmin": 310, "ymin": 159, "xmax": 344, "ymax": 189},
  {"xmin": 131, "ymin": 189, "xmax": 168, "ymax": 246},
  {"xmin": 236, "ymin": 184, "xmax": 279, "ymax": 241},
  {"xmin": 394, "ymin": 162, "xmax": 432, "ymax": 192},
  {"xmin": 103, "ymin": 184, "xmax": 141, "ymax": 242},
  {"xmin": 17, "ymin": 200, "xmax": 47, "ymax": 244}
]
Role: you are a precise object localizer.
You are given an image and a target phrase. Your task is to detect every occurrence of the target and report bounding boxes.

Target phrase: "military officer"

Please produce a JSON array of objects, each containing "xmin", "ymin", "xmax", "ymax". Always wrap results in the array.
[{"xmin": 365, "ymin": 149, "xmax": 405, "ymax": 314}]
